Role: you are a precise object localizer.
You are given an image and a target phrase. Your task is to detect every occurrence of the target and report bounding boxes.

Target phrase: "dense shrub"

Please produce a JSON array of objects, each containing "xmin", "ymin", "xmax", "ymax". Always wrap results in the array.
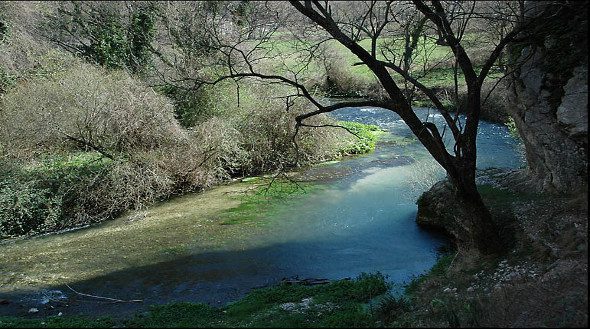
[
  {"xmin": 0, "ymin": 146, "xmax": 230, "ymax": 238},
  {"xmin": 0, "ymin": 58, "xmax": 186, "ymax": 158},
  {"xmin": 0, "ymin": 175, "xmax": 59, "ymax": 237},
  {"xmin": 43, "ymin": 2, "xmax": 156, "ymax": 72},
  {"xmin": 216, "ymin": 83, "xmax": 348, "ymax": 175},
  {"xmin": 0, "ymin": 153, "xmax": 111, "ymax": 237},
  {"xmin": 158, "ymin": 82, "xmax": 233, "ymax": 128}
]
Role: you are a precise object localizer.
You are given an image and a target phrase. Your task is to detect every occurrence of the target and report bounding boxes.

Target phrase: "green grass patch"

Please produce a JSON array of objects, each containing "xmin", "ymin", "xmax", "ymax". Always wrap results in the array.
[
  {"xmin": 131, "ymin": 272, "xmax": 389, "ymax": 328},
  {"xmin": 0, "ymin": 316, "xmax": 114, "ymax": 328},
  {"xmin": 1, "ymin": 273, "xmax": 390, "ymax": 328},
  {"xmin": 218, "ymin": 179, "xmax": 318, "ymax": 225},
  {"xmin": 337, "ymin": 121, "xmax": 383, "ymax": 155},
  {"xmin": 127, "ymin": 303, "xmax": 223, "ymax": 328}
]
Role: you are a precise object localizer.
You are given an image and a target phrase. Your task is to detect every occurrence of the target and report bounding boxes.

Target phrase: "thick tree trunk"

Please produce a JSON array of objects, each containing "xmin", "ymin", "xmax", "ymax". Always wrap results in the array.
[
  {"xmin": 448, "ymin": 166, "xmax": 501, "ymax": 255},
  {"xmin": 417, "ymin": 166, "xmax": 501, "ymax": 255}
]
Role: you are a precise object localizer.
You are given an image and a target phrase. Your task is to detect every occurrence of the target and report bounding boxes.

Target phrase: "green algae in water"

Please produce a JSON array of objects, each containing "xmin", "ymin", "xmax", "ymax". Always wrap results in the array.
[
  {"xmin": 0, "ymin": 181, "xmax": 273, "ymax": 289},
  {"xmin": 219, "ymin": 179, "xmax": 320, "ymax": 226}
]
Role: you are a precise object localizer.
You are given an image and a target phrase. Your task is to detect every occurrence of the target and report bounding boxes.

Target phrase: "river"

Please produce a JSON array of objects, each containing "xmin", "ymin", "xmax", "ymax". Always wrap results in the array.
[{"xmin": 0, "ymin": 106, "xmax": 525, "ymax": 317}]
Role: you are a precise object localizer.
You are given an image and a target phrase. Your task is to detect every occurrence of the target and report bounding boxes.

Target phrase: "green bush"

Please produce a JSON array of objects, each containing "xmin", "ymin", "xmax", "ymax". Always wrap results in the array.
[
  {"xmin": 158, "ymin": 82, "xmax": 232, "ymax": 128},
  {"xmin": 0, "ymin": 153, "xmax": 112, "ymax": 238},
  {"xmin": 337, "ymin": 121, "xmax": 381, "ymax": 155},
  {"xmin": 0, "ymin": 177, "xmax": 59, "ymax": 237},
  {"xmin": 45, "ymin": 2, "xmax": 156, "ymax": 72}
]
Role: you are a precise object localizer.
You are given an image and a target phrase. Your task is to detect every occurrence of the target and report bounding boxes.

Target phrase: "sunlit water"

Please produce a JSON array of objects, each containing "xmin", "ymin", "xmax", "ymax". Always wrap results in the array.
[{"xmin": 0, "ymin": 107, "xmax": 525, "ymax": 316}]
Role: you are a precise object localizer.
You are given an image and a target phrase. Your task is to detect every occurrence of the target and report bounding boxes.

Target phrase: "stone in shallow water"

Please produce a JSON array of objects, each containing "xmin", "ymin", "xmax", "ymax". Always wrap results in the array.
[{"xmin": 39, "ymin": 290, "xmax": 68, "ymax": 305}]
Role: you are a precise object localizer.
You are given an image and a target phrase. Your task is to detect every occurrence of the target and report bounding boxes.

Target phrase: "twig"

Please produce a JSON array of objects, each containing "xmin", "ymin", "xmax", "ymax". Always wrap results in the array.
[{"xmin": 65, "ymin": 284, "xmax": 143, "ymax": 303}]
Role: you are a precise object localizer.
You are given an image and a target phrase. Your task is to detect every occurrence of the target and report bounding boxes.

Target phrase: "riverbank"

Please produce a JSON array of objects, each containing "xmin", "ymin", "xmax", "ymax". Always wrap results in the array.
[
  {"xmin": 3, "ymin": 169, "xmax": 585, "ymax": 328},
  {"xmin": 3, "ymin": 273, "xmax": 392, "ymax": 328},
  {"xmin": 395, "ymin": 169, "xmax": 588, "ymax": 327},
  {"xmin": 0, "ymin": 109, "xmax": 528, "ymax": 327}
]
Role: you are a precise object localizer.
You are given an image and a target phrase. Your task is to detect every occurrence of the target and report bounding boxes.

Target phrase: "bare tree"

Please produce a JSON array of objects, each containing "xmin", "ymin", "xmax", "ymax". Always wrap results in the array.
[{"xmin": 152, "ymin": 0, "xmax": 560, "ymax": 254}]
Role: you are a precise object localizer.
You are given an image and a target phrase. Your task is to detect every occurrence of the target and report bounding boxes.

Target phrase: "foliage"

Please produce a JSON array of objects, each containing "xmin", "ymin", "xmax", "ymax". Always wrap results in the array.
[
  {"xmin": 0, "ymin": 316, "xmax": 114, "ymax": 328},
  {"xmin": 505, "ymin": 117, "xmax": 520, "ymax": 139},
  {"xmin": 128, "ymin": 7, "xmax": 157, "ymax": 73},
  {"xmin": 0, "ymin": 153, "xmax": 111, "ymax": 238},
  {"xmin": 157, "ymin": 81, "xmax": 232, "ymax": 128},
  {"xmin": 0, "ymin": 176, "xmax": 59, "ymax": 237},
  {"xmin": 45, "ymin": 2, "xmax": 157, "ymax": 72},
  {"xmin": 337, "ymin": 122, "xmax": 382, "ymax": 155}
]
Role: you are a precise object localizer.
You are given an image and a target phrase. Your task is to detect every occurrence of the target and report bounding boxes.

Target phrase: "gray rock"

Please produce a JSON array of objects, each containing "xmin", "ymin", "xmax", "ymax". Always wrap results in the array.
[
  {"xmin": 507, "ymin": 2, "xmax": 587, "ymax": 194},
  {"xmin": 557, "ymin": 66, "xmax": 588, "ymax": 138}
]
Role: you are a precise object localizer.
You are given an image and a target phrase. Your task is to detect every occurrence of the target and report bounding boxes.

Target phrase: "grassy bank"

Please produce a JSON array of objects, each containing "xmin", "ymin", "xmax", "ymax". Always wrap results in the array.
[{"xmin": 0, "ymin": 273, "xmax": 391, "ymax": 328}]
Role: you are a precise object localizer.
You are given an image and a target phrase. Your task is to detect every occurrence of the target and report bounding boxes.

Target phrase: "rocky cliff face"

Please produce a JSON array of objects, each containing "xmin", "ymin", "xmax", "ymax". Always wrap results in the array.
[{"xmin": 507, "ymin": 1, "xmax": 588, "ymax": 194}]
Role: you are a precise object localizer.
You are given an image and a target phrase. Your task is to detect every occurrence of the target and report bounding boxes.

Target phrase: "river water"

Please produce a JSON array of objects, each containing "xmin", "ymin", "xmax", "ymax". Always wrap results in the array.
[{"xmin": 0, "ymin": 107, "xmax": 525, "ymax": 317}]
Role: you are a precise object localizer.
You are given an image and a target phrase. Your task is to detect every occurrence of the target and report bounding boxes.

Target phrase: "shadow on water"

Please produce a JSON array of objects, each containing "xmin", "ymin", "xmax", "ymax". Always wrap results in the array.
[{"xmin": 1, "ymin": 223, "xmax": 447, "ymax": 318}]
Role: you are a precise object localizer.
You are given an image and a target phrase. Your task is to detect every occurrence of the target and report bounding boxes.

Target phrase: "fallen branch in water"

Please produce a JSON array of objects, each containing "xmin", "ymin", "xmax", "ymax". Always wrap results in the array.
[
  {"xmin": 65, "ymin": 284, "xmax": 143, "ymax": 303},
  {"xmin": 281, "ymin": 277, "xmax": 331, "ymax": 286}
]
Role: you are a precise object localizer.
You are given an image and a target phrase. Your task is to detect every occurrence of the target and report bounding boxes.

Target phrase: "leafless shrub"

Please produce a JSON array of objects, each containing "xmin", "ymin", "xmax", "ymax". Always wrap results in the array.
[
  {"xmin": 223, "ymin": 82, "xmax": 345, "ymax": 175},
  {"xmin": 0, "ymin": 2, "xmax": 51, "ymax": 82},
  {"xmin": 322, "ymin": 50, "xmax": 384, "ymax": 99},
  {"xmin": 456, "ymin": 80, "xmax": 510, "ymax": 123},
  {"xmin": 0, "ymin": 56, "xmax": 185, "ymax": 159}
]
